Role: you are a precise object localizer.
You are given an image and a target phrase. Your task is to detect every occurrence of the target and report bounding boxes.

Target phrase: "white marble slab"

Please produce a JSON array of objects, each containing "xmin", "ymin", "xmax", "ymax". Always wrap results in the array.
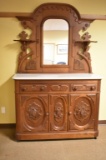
[{"xmin": 13, "ymin": 73, "xmax": 102, "ymax": 80}]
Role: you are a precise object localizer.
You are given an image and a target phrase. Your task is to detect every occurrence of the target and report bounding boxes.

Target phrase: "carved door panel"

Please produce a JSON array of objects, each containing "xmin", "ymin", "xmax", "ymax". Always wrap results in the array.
[
  {"xmin": 68, "ymin": 94, "xmax": 97, "ymax": 131},
  {"xmin": 18, "ymin": 94, "xmax": 49, "ymax": 132},
  {"xmin": 49, "ymin": 94, "xmax": 68, "ymax": 131}
]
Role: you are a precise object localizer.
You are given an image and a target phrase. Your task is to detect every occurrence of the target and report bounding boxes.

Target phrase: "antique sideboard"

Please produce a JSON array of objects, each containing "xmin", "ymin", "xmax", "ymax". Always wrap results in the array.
[{"xmin": 13, "ymin": 3, "xmax": 102, "ymax": 140}]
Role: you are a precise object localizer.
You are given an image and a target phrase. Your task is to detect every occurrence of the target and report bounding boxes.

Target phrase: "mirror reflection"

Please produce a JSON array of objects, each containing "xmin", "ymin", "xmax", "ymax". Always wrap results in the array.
[{"xmin": 43, "ymin": 19, "xmax": 69, "ymax": 65}]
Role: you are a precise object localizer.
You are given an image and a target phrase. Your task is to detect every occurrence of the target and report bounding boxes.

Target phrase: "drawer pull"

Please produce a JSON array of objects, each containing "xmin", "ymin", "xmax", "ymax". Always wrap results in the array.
[
  {"xmin": 90, "ymin": 86, "xmax": 96, "ymax": 91},
  {"xmin": 40, "ymin": 86, "xmax": 45, "ymax": 91},
  {"xmin": 72, "ymin": 87, "xmax": 77, "ymax": 91},
  {"xmin": 21, "ymin": 87, "xmax": 26, "ymax": 91}
]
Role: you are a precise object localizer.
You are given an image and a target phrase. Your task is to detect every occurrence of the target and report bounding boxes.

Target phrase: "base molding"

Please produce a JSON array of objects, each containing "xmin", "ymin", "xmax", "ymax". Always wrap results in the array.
[
  {"xmin": 0, "ymin": 120, "xmax": 106, "ymax": 128},
  {"xmin": 98, "ymin": 120, "xmax": 106, "ymax": 124}
]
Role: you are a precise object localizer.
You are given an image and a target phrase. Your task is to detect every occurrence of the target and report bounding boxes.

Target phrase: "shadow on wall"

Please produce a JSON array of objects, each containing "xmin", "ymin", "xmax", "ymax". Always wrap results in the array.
[{"xmin": 0, "ymin": 77, "xmax": 16, "ymax": 123}]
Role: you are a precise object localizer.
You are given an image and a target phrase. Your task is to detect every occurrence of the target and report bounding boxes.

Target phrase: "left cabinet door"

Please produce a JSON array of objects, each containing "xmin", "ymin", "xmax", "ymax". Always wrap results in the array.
[{"xmin": 16, "ymin": 94, "xmax": 49, "ymax": 133}]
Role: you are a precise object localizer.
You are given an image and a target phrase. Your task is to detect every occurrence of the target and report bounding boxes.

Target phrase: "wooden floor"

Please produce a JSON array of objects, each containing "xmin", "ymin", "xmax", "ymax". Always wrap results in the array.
[{"xmin": 0, "ymin": 125, "xmax": 106, "ymax": 160}]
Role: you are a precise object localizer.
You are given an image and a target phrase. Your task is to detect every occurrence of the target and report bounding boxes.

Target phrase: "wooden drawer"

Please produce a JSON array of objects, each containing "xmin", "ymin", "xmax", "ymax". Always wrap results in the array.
[
  {"xmin": 70, "ymin": 83, "xmax": 97, "ymax": 92},
  {"xmin": 19, "ymin": 82, "xmax": 69, "ymax": 93},
  {"xmin": 19, "ymin": 83, "xmax": 48, "ymax": 92}
]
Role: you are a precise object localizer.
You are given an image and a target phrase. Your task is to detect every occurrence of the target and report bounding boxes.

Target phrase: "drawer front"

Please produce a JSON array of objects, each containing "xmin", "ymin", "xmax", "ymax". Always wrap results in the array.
[
  {"xmin": 20, "ymin": 84, "xmax": 48, "ymax": 92},
  {"xmin": 17, "ymin": 80, "xmax": 98, "ymax": 93},
  {"xmin": 19, "ymin": 82, "xmax": 70, "ymax": 92},
  {"xmin": 50, "ymin": 84, "xmax": 69, "ymax": 92},
  {"xmin": 71, "ymin": 83, "xmax": 97, "ymax": 92}
]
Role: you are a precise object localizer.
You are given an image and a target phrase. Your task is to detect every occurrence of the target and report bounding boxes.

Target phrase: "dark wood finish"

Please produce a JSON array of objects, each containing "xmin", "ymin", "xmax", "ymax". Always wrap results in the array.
[{"xmin": 13, "ymin": 3, "xmax": 102, "ymax": 140}]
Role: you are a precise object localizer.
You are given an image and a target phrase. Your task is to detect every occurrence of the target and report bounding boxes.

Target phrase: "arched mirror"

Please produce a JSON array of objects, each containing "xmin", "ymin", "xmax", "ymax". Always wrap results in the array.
[{"xmin": 43, "ymin": 19, "xmax": 69, "ymax": 65}]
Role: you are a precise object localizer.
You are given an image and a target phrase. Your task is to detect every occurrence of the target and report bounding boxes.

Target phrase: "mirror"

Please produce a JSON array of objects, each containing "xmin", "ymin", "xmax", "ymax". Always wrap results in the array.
[{"xmin": 43, "ymin": 19, "xmax": 69, "ymax": 65}]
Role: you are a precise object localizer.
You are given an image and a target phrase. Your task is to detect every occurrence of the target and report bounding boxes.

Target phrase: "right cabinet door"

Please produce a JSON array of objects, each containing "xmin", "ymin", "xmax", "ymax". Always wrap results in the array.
[{"xmin": 68, "ymin": 93, "xmax": 98, "ymax": 131}]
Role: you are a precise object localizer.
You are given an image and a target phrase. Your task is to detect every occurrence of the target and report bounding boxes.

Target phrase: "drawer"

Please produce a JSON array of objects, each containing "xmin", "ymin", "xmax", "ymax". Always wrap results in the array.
[
  {"xmin": 19, "ymin": 82, "xmax": 70, "ymax": 92},
  {"xmin": 71, "ymin": 83, "xmax": 97, "ymax": 92},
  {"xmin": 20, "ymin": 84, "xmax": 48, "ymax": 92},
  {"xmin": 49, "ymin": 84, "xmax": 69, "ymax": 92}
]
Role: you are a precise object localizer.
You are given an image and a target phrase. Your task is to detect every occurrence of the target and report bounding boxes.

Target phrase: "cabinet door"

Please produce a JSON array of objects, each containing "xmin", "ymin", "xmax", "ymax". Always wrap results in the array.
[
  {"xmin": 16, "ymin": 94, "xmax": 49, "ymax": 133},
  {"xmin": 68, "ymin": 94, "xmax": 97, "ymax": 131},
  {"xmin": 49, "ymin": 94, "xmax": 68, "ymax": 131}
]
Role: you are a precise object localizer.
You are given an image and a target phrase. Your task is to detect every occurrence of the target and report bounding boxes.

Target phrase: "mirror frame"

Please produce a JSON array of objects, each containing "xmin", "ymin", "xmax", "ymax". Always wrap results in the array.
[{"xmin": 16, "ymin": 3, "xmax": 93, "ymax": 73}]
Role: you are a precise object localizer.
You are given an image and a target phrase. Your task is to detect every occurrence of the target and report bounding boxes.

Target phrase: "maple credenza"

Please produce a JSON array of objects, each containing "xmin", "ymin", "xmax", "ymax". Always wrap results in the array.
[{"xmin": 13, "ymin": 73, "xmax": 101, "ymax": 140}]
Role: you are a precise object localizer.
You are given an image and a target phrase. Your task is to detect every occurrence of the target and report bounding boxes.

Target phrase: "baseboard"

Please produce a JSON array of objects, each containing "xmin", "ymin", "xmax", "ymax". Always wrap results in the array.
[
  {"xmin": 0, "ymin": 123, "xmax": 16, "ymax": 128},
  {"xmin": 98, "ymin": 120, "xmax": 106, "ymax": 124},
  {"xmin": 0, "ymin": 120, "xmax": 106, "ymax": 128}
]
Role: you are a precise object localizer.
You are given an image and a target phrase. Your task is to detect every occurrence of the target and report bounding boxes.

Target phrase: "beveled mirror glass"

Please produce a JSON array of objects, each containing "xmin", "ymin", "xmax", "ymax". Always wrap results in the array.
[{"xmin": 43, "ymin": 19, "xmax": 69, "ymax": 65}]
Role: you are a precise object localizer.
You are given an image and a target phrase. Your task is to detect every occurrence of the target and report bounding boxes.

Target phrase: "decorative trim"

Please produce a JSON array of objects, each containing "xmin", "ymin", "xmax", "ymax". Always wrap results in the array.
[{"xmin": 0, "ymin": 12, "xmax": 106, "ymax": 20}]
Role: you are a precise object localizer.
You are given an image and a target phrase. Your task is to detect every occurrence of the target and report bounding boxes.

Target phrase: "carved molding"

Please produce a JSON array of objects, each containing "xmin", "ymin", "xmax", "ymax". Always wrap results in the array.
[{"xmin": 54, "ymin": 102, "xmax": 64, "ymax": 123}]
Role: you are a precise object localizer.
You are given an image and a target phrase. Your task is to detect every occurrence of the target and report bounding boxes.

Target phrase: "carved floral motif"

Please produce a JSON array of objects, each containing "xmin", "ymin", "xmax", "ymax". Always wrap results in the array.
[
  {"xmin": 54, "ymin": 102, "xmax": 64, "ymax": 122},
  {"xmin": 26, "ymin": 102, "xmax": 43, "ymax": 121},
  {"xmin": 74, "ymin": 100, "xmax": 90, "ymax": 122}
]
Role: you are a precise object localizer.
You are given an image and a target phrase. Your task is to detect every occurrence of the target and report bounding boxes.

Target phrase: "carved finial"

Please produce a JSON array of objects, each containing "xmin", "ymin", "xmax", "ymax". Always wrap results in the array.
[
  {"xmin": 81, "ymin": 32, "xmax": 91, "ymax": 41},
  {"xmin": 19, "ymin": 31, "xmax": 28, "ymax": 40}
]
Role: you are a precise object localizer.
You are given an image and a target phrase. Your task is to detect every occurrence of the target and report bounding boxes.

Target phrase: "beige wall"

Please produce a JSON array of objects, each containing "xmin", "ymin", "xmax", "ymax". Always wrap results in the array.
[{"xmin": 0, "ymin": 0, "xmax": 106, "ymax": 123}]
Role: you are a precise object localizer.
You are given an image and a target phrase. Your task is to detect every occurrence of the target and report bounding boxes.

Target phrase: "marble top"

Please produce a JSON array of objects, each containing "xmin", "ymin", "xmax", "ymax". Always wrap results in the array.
[{"xmin": 13, "ymin": 73, "xmax": 102, "ymax": 80}]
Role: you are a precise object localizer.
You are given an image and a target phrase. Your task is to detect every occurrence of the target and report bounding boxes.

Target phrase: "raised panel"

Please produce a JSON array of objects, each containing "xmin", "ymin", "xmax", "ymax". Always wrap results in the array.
[
  {"xmin": 19, "ymin": 94, "xmax": 49, "ymax": 132},
  {"xmin": 68, "ymin": 94, "xmax": 96, "ymax": 131},
  {"xmin": 50, "ymin": 94, "xmax": 68, "ymax": 131}
]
